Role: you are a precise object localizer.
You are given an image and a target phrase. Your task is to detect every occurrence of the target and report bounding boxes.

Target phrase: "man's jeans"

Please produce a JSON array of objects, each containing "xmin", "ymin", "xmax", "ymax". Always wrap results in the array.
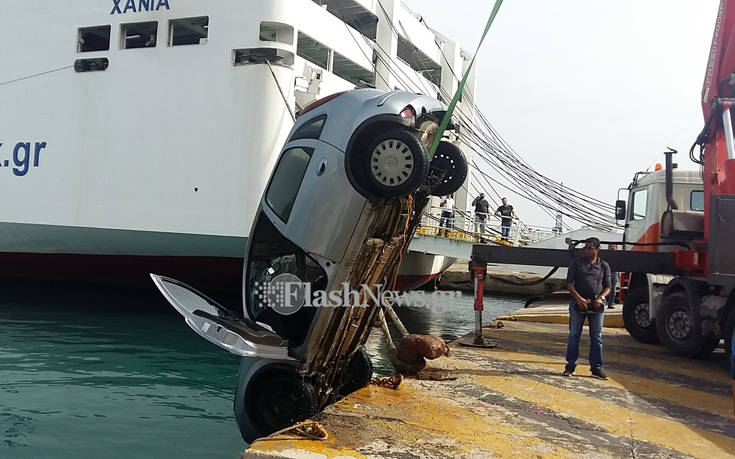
[
  {"xmin": 607, "ymin": 272, "xmax": 618, "ymax": 307},
  {"xmin": 474, "ymin": 216, "xmax": 486, "ymax": 234},
  {"xmin": 439, "ymin": 211, "xmax": 452, "ymax": 236},
  {"xmin": 565, "ymin": 301, "xmax": 604, "ymax": 371},
  {"xmin": 500, "ymin": 222, "xmax": 511, "ymax": 239}
]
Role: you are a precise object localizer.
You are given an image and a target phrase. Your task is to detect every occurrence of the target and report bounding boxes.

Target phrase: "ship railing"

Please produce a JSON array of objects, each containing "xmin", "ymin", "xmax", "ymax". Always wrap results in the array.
[{"xmin": 419, "ymin": 207, "xmax": 556, "ymax": 246}]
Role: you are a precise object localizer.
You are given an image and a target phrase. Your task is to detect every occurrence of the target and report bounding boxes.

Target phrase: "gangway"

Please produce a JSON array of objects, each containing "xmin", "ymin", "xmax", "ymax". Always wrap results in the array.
[{"xmin": 408, "ymin": 209, "xmax": 560, "ymax": 260}]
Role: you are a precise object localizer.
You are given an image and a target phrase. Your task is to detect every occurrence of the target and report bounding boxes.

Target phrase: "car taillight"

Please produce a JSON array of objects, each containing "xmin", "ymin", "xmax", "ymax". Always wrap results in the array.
[
  {"xmin": 299, "ymin": 91, "xmax": 348, "ymax": 117},
  {"xmin": 400, "ymin": 105, "xmax": 416, "ymax": 119}
]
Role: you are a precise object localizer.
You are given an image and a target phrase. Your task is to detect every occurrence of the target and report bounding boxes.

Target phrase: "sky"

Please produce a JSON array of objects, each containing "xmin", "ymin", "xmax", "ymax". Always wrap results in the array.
[{"xmin": 403, "ymin": 0, "xmax": 720, "ymax": 228}]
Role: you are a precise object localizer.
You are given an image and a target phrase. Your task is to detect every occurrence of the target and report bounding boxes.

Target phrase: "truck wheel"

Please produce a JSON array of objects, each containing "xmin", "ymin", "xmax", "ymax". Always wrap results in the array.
[
  {"xmin": 241, "ymin": 366, "xmax": 318, "ymax": 442},
  {"xmin": 348, "ymin": 128, "xmax": 429, "ymax": 200},
  {"xmin": 655, "ymin": 291, "xmax": 711, "ymax": 357},
  {"xmin": 338, "ymin": 347, "xmax": 373, "ymax": 396},
  {"xmin": 622, "ymin": 287, "xmax": 659, "ymax": 344},
  {"xmin": 428, "ymin": 141, "xmax": 468, "ymax": 197}
]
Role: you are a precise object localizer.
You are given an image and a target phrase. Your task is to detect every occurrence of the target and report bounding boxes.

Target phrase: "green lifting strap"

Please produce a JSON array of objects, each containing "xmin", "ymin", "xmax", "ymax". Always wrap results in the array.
[{"xmin": 428, "ymin": 0, "xmax": 504, "ymax": 160}]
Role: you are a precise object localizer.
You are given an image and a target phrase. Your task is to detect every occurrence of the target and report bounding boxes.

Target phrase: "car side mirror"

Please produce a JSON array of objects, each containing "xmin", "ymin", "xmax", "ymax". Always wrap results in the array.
[{"xmin": 615, "ymin": 200, "xmax": 626, "ymax": 221}]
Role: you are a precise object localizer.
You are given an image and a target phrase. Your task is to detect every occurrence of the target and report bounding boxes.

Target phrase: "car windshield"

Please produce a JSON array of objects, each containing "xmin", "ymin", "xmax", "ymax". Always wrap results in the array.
[{"xmin": 245, "ymin": 211, "xmax": 326, "ymax": 345}]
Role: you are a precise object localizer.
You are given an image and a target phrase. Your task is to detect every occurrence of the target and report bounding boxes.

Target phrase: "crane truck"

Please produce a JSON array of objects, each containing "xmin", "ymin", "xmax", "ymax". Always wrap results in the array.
[{"xmin": 471, "ymin": 0, "xmax": 735, "ymax": 363}]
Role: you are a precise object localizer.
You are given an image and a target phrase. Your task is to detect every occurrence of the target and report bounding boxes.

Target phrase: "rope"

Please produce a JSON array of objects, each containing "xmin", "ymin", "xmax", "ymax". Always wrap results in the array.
[
  {"xmin": 265, "ymin": 60, "xmax": 295, "ymax": 122},
  {"xmin": 252, "ymin": 420, "xmax": 328, "ymax": 442},
  {"xmin": 384, "ymin": 304, "xmax": 409, "ymax": 337},
  {"xmin": 0, "ymin": 65, "xmax": 73, "ymax": 87}
]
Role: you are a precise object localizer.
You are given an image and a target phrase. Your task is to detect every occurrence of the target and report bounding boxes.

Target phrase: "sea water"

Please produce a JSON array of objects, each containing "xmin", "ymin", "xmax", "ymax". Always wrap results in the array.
[{"xmin": 0, "ymin": 279, "xmax": 522, "ymax": 458}]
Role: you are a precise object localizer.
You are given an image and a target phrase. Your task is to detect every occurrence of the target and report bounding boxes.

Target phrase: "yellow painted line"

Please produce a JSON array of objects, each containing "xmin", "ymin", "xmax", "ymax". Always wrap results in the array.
[
  {"xmin": 483, "ymin": 325, "xmax": 732, "ymax": 385},
  {"xmin": 448, "ymin": 348, "xmax": 734, "ymax": 418},
  {"xmin": 246, "ymin": 439, "xmax": 364, "ymax": 458},
  {"xmin": 497, "ymin": 313, "xmax": 624, "ymax": 328},
  {"xmin": 336, "ymin": 384, "xmax": 576, "ymax": 457},
  {"xmin": 468, "ymin": 372, "xmax": 735, "ymax": 458}
]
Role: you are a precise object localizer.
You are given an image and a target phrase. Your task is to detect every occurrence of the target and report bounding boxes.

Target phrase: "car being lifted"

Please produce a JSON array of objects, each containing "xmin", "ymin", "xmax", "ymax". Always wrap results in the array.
[{"xmin": 151, "ymin": 88, "xmax": 467, "ymax": 442}]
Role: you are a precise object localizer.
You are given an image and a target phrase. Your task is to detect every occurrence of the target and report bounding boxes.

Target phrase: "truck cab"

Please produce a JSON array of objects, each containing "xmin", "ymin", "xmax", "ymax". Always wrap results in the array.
[{"xmin": 618, "ymin": 168, "xmax": 703, "ymax": 344}]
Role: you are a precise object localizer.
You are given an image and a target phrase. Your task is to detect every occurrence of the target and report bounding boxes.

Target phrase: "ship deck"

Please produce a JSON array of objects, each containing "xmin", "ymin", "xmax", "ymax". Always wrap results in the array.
[{"xmin": 243, "ymin": 320, "xmax": 734, "ymax": 458}]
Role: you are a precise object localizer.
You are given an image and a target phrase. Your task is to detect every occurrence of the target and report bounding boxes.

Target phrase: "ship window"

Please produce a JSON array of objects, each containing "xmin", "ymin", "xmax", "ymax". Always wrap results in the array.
[
  {"xmin": 169, "ymin": 16, "xmax": 209, "ymax": 46},
  {"xmin": 290, "ymin": 115, "xmax": 326, "ymax": 141},
  {"xmin": 233, "ymin": 48, "xmax": 294, "ymax": 66},
  {"xmin": 78, "ymin": 26, "xmax": 111, "ymax": 52},
  {"xmin": 333, "ymin": 51, "xmax": 374, "ymax": 87},
  {"xmin": 312, "ymin": 0, "xmax": 377, "ymax": 40},
  {"xmin": 297, "ymin": 33, "xmax": 329, "ymax": 69},
  {"xmin": 265, "ymin": 147, "xmax": 313, "ymax": 223},
  {"xmin": 630, "ymin": 188, "xmax": 648, "ymax": 221},
  {"xmin": 74, "ymin": 58, "xmax": 109, "ymax": 73},
  {"xmin": 121, "ymin": 21, "xmax": 158, "ymax": 49},
  {"xmin": 259, "ymin": 22, "xmax": 294, "ymax": 45},
  {"xmin": 690, "ymin": 190, "xmax": 704, "ymax": 211}
]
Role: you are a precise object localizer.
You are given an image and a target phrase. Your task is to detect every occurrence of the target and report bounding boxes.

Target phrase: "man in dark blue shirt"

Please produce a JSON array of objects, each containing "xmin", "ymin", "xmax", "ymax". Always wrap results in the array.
[{"xmin": 564, "ymin": 237, "xmax": 611, "ymax": 379}]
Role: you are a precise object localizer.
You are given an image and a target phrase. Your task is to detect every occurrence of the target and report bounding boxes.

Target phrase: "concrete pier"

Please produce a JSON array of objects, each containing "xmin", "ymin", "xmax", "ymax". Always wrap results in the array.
[{"xmin": 244, "ymin": 320, "xmax": 734, "ymax": 458}]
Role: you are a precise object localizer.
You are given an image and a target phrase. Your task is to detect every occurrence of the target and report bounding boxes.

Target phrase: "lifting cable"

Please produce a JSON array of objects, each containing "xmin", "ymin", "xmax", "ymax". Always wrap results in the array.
[{"xmin": 429, "ymin": 0, "xmax": 504, "ymax": 160}]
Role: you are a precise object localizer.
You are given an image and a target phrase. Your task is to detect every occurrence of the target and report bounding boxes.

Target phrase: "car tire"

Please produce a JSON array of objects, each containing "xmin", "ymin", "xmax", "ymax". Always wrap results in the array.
[
  {"xmin": 338, "ymin": 347, "xmax": 374, "ymax": 396},
  {"xmin": 428, "ymin": 141, "xmax": 468, "ymax": 197},
  {"xmin": 242, "ymin": 366, "xmax": 318, "ymax": 442},
  {"xmin": 622, "ymin": 287, "xmax": 659, "ymax": 344},
  {"xmin": 655, "ymin": 291, "xmax": 711, "ymax": 357},
  {"xmin": 350, "ymin": 128, "xmax": 429, "ymax": 200}
]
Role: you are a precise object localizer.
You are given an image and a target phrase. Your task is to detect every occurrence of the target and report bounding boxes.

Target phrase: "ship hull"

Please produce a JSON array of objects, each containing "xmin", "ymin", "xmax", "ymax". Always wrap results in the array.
[{"xmin": 1, "ymin": 222, "xmax": 453, "ymax": 294}]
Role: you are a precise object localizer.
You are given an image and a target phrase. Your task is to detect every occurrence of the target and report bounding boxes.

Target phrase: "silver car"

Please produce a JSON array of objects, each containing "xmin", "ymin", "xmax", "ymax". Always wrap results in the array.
[{"xmin": 152, "ymin": 88, "xmax": 467, "ymax": 442}]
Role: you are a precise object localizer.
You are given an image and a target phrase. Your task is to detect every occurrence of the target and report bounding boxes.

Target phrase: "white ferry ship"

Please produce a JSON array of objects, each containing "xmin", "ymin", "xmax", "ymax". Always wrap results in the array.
[{"xmin": 0, "ymin": 0, "xmax": 477, "ymax": 293}]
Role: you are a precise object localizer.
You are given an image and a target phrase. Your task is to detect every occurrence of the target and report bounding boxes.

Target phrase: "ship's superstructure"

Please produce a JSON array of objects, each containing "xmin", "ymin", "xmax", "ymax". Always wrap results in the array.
[{"xmin": 0, "ymin": 0, "xmax": 477, "ymax": 290}]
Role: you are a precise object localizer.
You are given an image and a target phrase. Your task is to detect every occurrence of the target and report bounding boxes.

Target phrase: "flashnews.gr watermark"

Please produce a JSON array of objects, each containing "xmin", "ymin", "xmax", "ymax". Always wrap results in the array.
[{"xmin": 255, "ymin": 273, "xmax": 461, "ymax": 316}]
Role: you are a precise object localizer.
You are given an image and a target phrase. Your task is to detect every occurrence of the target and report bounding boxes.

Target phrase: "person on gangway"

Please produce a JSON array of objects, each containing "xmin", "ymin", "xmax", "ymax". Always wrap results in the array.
[{"xmin": 494, "ymin": 197, "xmax": 515, "ymax": 241}]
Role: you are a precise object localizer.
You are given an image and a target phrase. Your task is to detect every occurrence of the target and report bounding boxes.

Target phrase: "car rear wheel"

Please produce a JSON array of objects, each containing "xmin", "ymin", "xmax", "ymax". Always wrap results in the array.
[
  {"xmin": 428, "ymin": 141, "xmax": 468, "ymax": 197},
  {"xmin": 348, "ymin": 128, "xmax": 428, "ymax": 200}
]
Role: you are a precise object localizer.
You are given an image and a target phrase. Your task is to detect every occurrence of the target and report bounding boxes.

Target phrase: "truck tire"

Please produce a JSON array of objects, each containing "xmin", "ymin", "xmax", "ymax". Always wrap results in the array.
[
  {"xmin": 623, "ymin": 287, "xmax": 659, "ymax": 344},
  {"xmin": 655, "ymin": 291, "xmax": 712, "ymax": 357}
]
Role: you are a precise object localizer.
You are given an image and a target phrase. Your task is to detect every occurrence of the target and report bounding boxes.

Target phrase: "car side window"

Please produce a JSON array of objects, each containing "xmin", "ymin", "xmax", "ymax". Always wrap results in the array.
[
  {"xmin": 265, "ymin": 147, "xmax": 313, "ymax": 223},
  {"xmin": 289, "ymin": 115, "xmax": 326, "ymax": 141},
  {"xmin": 690, "ymin": 190, "xmax": 704, "ymax": 211},
  {"xmin": 630, "ymin": 188, "xmax": 647, "ymax": 221}
]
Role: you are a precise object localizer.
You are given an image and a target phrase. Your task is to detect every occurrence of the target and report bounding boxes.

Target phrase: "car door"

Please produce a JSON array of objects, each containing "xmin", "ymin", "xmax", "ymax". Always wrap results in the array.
[{"xmin": 150, "ymin": 274, "xmax": 293, "ymax": 360}]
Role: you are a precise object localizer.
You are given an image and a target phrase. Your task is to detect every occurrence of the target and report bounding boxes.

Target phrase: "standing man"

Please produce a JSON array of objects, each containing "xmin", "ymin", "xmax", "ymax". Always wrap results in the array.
[
  {"xmin": 606, "ymin": 243, "xmax": 619, "ymax": 309},
  {"xmin": 438, "ymin": 195, "xmax": 454, "ymax": 237},
  {"xmin": 563, "ymin": 237, "xmax": 611, "ymax": 380},
  {"xmin": 494, "ymin": 198, "xmax": 515, "ymax": 241},
  {"xmin": 472, "ymin": 193, "xmax": 490, "ymax": 235}
]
